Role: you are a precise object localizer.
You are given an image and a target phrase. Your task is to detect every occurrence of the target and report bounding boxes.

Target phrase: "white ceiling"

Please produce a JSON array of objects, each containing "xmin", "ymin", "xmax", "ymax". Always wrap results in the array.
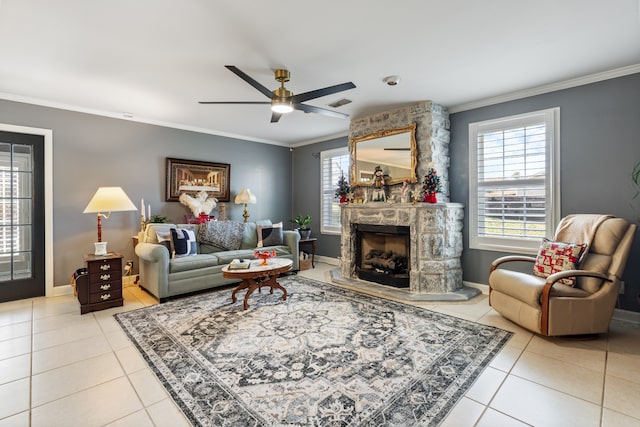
[{"xmin": 1, "ymin": 0, "xmax": 639, "ymax": 146}]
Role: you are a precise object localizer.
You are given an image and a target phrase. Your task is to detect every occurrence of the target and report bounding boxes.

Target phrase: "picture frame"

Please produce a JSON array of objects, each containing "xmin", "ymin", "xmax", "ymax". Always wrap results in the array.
[{"xmin": 166, "ymin": 158, "xmax": 231, "ymax": 202}]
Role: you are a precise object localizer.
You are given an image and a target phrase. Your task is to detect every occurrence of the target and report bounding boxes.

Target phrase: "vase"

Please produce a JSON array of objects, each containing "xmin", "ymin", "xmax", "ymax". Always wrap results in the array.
[
  {"xmin": 423, "ymin": 192, "xmax": 437, "ymax": 203},
  {"xmin": 339, "ymin": 195, "xmax": 347, "ymax": 203}
]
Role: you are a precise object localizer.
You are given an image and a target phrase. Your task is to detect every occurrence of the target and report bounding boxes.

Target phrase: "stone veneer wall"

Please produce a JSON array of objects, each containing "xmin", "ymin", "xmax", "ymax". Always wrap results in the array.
[
  {"xmin": 341, "ymin": 203, "xmax": 477, "ymax": 298},
  {"xmin": 349, "ymin": 101, "xmax": 450, "ymax": 201}
]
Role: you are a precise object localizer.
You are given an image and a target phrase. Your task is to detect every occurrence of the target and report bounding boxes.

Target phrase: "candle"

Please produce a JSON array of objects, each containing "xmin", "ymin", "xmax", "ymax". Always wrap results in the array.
[
  {"xmin": 148, "ymin": 204, "xmax": 151, "ymax": 221},
  {"xmin": 141, "ymin": 198, "xmax": 145, "ymax": 222}
]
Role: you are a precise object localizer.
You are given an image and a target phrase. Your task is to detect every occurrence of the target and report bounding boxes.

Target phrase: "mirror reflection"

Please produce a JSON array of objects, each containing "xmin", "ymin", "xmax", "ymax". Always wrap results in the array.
[{"xmin": 350, "ymin": 124, "xmax": 417, "ymax": 186}]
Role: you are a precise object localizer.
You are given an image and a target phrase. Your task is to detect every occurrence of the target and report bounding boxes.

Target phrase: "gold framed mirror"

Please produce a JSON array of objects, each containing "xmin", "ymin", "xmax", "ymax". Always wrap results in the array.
[{"xmin": 350, "ymin": 123, "xmax": 417, "ymax": 186}]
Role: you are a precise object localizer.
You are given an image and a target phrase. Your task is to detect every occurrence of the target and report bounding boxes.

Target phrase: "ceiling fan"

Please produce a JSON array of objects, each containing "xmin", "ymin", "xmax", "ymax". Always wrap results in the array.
[{"xmin": 199, "ymin": 65, "xmax": 356, "ymax": 123}]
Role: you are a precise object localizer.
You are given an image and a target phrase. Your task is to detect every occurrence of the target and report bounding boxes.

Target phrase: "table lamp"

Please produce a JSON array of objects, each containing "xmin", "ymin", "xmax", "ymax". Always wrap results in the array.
[
  {"xmin": 83, "ymin": 187, "xmax": 137, "ymax": 255},
  {"xmin": 234, "ymin": 188, "xmax": 256, "ymax": 223}
]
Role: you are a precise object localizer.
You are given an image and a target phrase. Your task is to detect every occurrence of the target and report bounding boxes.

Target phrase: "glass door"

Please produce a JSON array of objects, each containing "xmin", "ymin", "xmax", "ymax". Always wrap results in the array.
[{"xmin": 0, "ymin": 131, "xmax": 45, "ymax": 302}]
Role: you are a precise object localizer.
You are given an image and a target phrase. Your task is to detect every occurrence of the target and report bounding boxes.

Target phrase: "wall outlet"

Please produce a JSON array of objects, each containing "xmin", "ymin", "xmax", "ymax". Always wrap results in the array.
[{"xmin": 619, "ymin": 281, "xmax": 625, "ymax": 294}]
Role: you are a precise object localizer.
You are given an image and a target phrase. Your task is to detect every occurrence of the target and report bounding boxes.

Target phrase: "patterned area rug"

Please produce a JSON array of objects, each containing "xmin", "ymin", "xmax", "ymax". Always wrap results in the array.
[{"xmin": 115, "ymin": 277, "xmax": 511, "ymax": 426}]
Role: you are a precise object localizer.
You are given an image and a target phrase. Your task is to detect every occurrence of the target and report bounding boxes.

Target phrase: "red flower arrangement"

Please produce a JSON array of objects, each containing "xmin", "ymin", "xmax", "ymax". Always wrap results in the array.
[{"xmin": 254, "ymin": 250, "xmax": 277, "ymax": 266}]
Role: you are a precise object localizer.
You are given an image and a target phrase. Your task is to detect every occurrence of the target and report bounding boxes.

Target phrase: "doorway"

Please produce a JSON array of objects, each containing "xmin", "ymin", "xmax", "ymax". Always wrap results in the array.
[{"xmin": 0, "ymin": 130, "xmax": 45, "ymax": 302}]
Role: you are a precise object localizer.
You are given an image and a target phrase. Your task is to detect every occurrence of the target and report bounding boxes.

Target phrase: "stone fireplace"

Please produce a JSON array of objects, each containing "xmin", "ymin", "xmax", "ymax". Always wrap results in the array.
[{"xmin": 332, "ymin": 101, "xmax": 480, "ymax": 301}]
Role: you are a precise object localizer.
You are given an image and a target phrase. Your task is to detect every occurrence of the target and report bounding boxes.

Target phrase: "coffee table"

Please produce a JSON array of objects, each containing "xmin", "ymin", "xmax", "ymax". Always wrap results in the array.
[{"xmin": 222, "ymin": 258, "xmax": 293, "ymax": 310}]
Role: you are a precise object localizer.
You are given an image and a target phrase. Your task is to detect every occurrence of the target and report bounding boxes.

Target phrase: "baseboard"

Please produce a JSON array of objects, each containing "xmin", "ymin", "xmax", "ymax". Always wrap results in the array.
[
  {"xmin": 463, "ymin": 281, "xmax": 489, "ymax": 295},
  {"xmin": 613, "ymin": 308, "xmax": 640, "ymax": 324},
  {"xmin": 315, "ymin": 255, "xmax": 340, "ymax": 266},
  {"xmin": 52, "ymin": 284, "xmax": 74, "ymax": 297}
]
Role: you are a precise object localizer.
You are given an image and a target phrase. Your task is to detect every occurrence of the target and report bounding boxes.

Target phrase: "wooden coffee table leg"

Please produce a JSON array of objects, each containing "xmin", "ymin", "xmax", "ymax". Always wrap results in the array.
[
  {"xmin": 231, "ymin": 280, "xmax": 250, "ymax": 304},
  {"xmin": 234, "ymin": 274, "xmax": 288, "ymax": 310}
]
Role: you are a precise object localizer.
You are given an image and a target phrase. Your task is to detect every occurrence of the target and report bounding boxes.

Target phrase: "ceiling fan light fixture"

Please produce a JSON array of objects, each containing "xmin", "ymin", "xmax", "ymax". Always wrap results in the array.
[{"xmin": 271, "ymin": 99, "xmax": 293, "ymax": 114}]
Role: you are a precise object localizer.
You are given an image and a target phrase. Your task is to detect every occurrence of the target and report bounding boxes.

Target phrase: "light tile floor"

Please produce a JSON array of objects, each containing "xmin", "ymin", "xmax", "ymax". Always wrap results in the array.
[{"xmin": 1, "ymin": 263, "xmax": 639, "ymax": 426}]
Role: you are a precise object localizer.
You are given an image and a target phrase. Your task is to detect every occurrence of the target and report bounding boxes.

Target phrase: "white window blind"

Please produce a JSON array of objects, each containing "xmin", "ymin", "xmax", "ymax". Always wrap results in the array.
[
  {"xmin": 469, "ymin": 108, "xmax": 560, "ymax": 253},
  {"xmin": 320, "ymin": 147, "xmax": 349, "ymax": 234}
]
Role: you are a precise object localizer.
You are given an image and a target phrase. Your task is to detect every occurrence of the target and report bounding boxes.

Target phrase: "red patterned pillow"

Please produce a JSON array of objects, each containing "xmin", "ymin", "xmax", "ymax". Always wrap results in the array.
[{"xmin": 533, "ymin": 238, "xmax": 587, "ymax": 286}]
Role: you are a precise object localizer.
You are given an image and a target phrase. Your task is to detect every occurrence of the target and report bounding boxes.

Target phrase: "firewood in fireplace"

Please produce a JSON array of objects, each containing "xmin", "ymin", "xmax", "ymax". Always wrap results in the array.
[{"xmin": 363, "ymin": 250, "xmax": 408, "ymax": 274}]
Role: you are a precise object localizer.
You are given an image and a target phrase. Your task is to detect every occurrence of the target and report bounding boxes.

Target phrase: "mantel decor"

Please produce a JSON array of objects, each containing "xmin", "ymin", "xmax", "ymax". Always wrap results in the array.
[{"xmin": 166, "ymin": 157, "xmax": 230, "ymax": 202}]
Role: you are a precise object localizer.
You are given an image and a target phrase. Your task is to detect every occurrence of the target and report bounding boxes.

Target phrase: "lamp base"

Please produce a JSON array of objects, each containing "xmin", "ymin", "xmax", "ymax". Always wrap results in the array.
[{"xmin": 94, "ymin": 242, "xmax": 108, "ymax": 256}]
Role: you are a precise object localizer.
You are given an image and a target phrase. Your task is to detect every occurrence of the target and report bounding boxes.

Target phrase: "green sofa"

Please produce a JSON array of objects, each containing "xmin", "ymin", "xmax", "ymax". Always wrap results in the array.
[{"xmin": 135, "ymin": 221, "xmax": 300, "ymax": 301}]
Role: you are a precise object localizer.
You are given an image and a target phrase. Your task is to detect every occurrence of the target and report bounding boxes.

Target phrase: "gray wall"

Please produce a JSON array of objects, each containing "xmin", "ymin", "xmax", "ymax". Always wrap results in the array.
[
  {"xmin": 450, "ymin": 72, "xmax": 640, "ymax": 311},
  {"xmin": 1, "ymin": 99, "xmax": 293, "ymax": 287},
  {"xmin": 291, "ymin": 135, "xmax": 348, "ymax": 258}
]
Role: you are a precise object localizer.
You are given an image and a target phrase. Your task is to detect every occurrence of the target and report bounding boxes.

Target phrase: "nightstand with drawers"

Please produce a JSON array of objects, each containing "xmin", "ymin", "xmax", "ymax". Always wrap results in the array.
[{"xmin": 76, "ymin": 252, "xmax": 124, "ymax": 314}]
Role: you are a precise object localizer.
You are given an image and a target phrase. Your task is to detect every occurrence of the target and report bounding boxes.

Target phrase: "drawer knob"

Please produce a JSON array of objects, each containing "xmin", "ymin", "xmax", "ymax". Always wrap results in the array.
[
  {"xmin": 100, "ymin": 293, "xmax": 111, "ymax": 300},
  {"xmin": 100, "ymin": 284, "xmax": 111, "ymax": 291},
  {"xmin": 100, "ymin": 274, "xmax": 111, "ymax": 281},
  {"xmin": 100, "ymin": 264, "xmax": 110, "ymax": 271}
]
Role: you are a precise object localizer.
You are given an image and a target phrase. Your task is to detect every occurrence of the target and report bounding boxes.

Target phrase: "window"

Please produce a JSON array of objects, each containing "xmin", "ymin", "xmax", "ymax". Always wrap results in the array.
[
  {"xmin": 469, "ymin": 108, "xmax": 560, "ymax": 253},
  {"xmin": 320, "ymin": 147, "xmax": 349, "ymax": 234}
]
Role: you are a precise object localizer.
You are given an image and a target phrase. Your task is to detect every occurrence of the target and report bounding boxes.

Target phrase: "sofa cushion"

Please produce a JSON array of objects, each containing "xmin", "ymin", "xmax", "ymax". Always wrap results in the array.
[
  {"xmin": 533, "ymin": 238, "xmax": 587, "ymax": 286},
  {"xmin": 171, "ymin": 228, "xmax": 197, "ymax": 258},
  {"xmin": 198, "ymin": 221, "xmax": 245, "ymax": 250},
  {"xmin": 169, "ymin": 254, "xmax": 220, "ymax": 273},
  {"xmin": 156, "ymin": 230, "xmax": 173, "ymax": 255},
  {"xmin": 257, "ymin": 222, "xmax": 283, "ymax": 247}
]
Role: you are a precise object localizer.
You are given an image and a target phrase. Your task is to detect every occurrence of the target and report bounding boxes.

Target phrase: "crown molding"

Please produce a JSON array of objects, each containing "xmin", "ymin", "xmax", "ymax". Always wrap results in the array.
[{"xmin": 449, "ymin": 64, "xmax": 640, "ymax": 114}]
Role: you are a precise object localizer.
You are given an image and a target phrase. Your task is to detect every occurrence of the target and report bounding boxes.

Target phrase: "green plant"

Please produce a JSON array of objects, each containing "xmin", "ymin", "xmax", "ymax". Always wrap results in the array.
[
  {"xmin": 148, "ymin": 214, "xmax": 170, "ymax": 223},
  {"xmin": 289, "ymin": 214, "xmax": 311, "ymax": 230}
]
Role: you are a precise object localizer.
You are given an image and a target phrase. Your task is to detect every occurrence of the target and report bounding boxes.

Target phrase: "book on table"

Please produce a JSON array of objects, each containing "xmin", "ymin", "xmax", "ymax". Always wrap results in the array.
[{"xmin": 228, "ymin": 259, "xmax": 251, "ymax": 270}]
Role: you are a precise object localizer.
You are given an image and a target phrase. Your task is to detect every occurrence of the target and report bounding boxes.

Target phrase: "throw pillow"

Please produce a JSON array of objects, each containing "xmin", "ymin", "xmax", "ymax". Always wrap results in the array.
[
  {"xmin": 198, "ymin": 221, "xmax": 245, "ymax": 251},
  {"xmin": 171, "ymin": 228, "xmax": 197, "ymax": 258},
  {"xmin": 257, "ymin": 222, "xmax": 283, "ymax": 247},
  {"xmin": 533, "ymin": 238, "xmax": 587, "ymax": 286},
  {"xmin": 156, "ymin": 230, "xmax": 173, "ymax": 256}
]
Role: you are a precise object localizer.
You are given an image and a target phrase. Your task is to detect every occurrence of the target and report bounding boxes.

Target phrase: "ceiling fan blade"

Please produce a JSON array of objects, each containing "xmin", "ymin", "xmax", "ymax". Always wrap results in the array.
[
  {"xmin": 198, "ymin": 101, "xmax": 270, "ymax": 104},
  {"xmin": 292, "ymin": 82, "xmax": 356, "ymax": 104},
  {"xmin": 294, "ymin": 103, "xmax": 350, "ymax": 119},
  {"xmin": 270, "ymin": 111, "xmax": 283, "ymax": 123},
  {"xmin": 225, "ymin": 65, "xmax": 274, "ymax": 99}
]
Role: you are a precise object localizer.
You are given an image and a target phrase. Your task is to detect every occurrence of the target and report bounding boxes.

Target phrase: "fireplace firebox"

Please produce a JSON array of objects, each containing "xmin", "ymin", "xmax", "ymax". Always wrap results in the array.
[{"xmin": 355, "ymin": 224, "xmax": 410, "ymax": 288}]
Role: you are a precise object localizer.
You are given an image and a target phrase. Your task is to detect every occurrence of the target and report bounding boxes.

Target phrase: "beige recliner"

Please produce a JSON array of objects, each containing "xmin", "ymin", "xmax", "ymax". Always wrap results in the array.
[{"xmin": 489, "ymin": 215, "xmax": 636, "ymax": 336}]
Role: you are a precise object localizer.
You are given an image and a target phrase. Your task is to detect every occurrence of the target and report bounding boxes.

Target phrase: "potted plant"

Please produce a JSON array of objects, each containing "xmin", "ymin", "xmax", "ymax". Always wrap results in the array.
[
  {"xmin": 335, "ymin": 174, "xmax": 351, "ymax": 203},
  {"xmin": 290, "ymin": 214, "xmax": 312, "ymax": 239},
  {"xmin": 148, "ymin": 214, "xmax": 170, "ymax": 223},
  {"xmin": 420, "ymin": 168, "xmax": 442, "ymax": 203}
]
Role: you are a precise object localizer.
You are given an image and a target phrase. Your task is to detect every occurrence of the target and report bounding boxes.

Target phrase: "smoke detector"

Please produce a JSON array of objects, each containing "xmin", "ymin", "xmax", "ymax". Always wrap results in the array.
[{"xmin": 383, "ymin": 75, "xmax": 401, "ymax": 86}]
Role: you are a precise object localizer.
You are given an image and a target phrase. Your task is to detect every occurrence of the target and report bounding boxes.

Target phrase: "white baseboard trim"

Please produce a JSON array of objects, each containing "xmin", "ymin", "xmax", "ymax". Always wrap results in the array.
[
  {"xmin": 52, "ymin": 284, "xmax": 74, "ymax": 297},
  {"xmin": 613, "ymin": 308, "xmax": 640, "ymax": 324},
  {"xmin": 463, "ymin": 281, "xmax": 489, "ymax": 295},
  {"xmin": 315, "ymin": 255, "xmax": 340, "ymax": 266}
]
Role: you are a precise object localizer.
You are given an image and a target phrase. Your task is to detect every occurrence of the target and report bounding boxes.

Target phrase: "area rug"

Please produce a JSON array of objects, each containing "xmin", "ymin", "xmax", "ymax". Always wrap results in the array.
[{"xmin": 115, "ymin": 277, "xmax": 511, "ymax": 426}]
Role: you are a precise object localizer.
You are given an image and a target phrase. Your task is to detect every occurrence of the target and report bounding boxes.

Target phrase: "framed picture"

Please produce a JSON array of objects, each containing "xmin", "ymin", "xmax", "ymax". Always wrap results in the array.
[{"xmin": 166, "ymin": 158, "xmax": 231, "ymax": 202}]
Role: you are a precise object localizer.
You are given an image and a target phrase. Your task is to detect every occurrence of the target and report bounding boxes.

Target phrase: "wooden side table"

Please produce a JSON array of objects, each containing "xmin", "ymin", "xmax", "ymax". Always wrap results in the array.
[
  {"xmin": 77, "ymin": 252, "xmax": 124, "ymax": 314},
  {"xmin": 299, "ymin": 238, "xmax": 317, "ymax": 268}
]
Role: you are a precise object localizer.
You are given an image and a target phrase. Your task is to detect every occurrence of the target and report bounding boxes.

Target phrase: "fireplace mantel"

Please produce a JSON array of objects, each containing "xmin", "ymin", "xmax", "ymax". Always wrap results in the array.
[{"xmin": 336, "ymin": 202, "xmax": 480, "ymax": 301}]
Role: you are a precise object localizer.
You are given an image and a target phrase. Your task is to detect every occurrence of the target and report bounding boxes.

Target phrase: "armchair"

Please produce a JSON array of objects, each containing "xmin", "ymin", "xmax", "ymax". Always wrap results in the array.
[{"xmin": 489, "ymin": 215, "xmax": 636, "ymax": 336}]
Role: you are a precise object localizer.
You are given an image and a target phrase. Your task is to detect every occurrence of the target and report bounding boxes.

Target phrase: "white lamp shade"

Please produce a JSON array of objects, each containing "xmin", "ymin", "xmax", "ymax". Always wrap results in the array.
[
  {"xmin": 234, "ymin": 188, "xmax": 257, "ymax": 204},
  {"xmin": 83, "ymin": 187, "xmax": 137, "ymax": 213}
]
